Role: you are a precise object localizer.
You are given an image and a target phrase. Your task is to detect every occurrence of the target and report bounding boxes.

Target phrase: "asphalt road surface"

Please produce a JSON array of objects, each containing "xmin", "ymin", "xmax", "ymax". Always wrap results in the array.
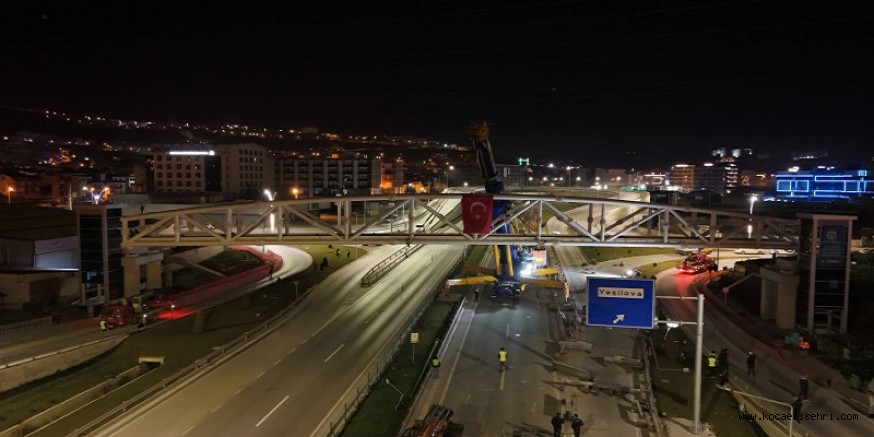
[{"xmin": 94, "ymin": 243, "xmax": 463, "ymax": 437}]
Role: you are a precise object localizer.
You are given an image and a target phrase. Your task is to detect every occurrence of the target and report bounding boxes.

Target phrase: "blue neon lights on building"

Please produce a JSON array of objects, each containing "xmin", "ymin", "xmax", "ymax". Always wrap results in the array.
[{"xmin": 775, "ymin": 169, "xmax": 873, "ymax": 200}]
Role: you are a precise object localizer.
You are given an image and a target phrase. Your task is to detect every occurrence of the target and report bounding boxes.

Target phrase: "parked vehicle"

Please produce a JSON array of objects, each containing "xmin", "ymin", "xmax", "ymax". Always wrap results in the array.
[{"xmin": 99, "ymin": 305, "xmax": 135, "ymax": 329}]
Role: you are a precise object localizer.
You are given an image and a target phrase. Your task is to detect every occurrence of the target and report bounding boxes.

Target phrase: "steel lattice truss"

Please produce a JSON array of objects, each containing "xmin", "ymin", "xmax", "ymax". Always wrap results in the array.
[{"xmin": 122, "ymin": 194, "xmax": 800, "ymax": 250}]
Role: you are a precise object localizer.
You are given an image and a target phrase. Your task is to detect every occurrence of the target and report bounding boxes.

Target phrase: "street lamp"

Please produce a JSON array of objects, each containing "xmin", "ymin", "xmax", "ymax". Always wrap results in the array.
[
  {"xmin": 263, "ymin": 189, "xmax": 277, "ymax": 201},
  {"xmin": 263, "ymin": 189, "xmax": 277, "ymax": 232},
  {"xmin": 748, "ymin": 194, "xmax": 758, "ymax": 238},
  {"xmin": 566, "ymin": 166, "xmax": 573, "ymax": 187},
  {"xmin": 446, "ymin": 165, "xmax": 454, "ymax": 188},
  {"xmin": 291, "ymin": 187, "xmax": 300, "ymax": 199},
  {"xmin": 6, "ymin": 187, "xmax": 14, "ymax": 204}
]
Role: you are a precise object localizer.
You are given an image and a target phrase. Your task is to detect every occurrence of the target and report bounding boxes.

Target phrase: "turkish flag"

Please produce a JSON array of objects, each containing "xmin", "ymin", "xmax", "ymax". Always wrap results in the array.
[{"xmin": 461, "ymin": 194, "xmax": 493, "ymax": 234}]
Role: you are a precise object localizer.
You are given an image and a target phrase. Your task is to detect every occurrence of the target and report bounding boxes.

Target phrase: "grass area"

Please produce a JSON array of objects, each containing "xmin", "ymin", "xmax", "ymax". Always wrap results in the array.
[
  {"xmin": 341, "ymin": 300, "xmax": 456, "ymax": 437},
  {"xmin": 639, "ymin": 260, "xmax": 682, "ymax": 278},
  {"xmin": 582, "ymin": 247, "xmax": 677, "ymax": 264},
  {"xmin": 648, "ymin": 327, "xmax": 767, "ymax": 437},
  {"xmin": 0, "ymin": 245, "xmax": 362, "ymax": 434},
  {"xmin": 171, "ymin": 248, "xmax": 265, "ymax": 292}
]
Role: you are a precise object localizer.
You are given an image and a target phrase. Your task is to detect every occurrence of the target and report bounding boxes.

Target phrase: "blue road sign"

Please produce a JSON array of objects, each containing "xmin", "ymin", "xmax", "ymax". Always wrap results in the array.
[{"xmin": 586, "ymin": 277, "xmax": 655, "ymax": 329}]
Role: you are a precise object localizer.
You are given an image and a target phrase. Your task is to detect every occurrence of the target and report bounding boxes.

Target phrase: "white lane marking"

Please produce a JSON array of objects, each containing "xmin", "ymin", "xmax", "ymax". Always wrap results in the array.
[
  {"xmin": 255, "ymin": 395, "xmax": 290, "ymax": 427},
  {"xmin": 273, "ymin": 358, "xmax": 282, "ymax": 366},
  {"xmin": 256, "ymin": 371, "xmax": 265, "ymax": 379},
  {"xmin": 234, "ymin": 387, "xmax": 243, "ymax": 395},
  {"xmin": 182, "ymin": 425, "xmax": 195, "ymax": 435},
  {"xmin": 287, "ymin": 347, "xmax": 297, "ymax": 355},
  {"xmin": 439, "ymin": 307, "xmax": 475, "ymax": 404},
  {"xmin": 505, "ymin": 323, "xmax": 510, "ymax": 339},
  {"xmin": 531, "ymin": 402, "xmax": 537, "ymax": 413},
  {"xmin": 211, "ymin": 404, "xmax": 223, "ymax": 413},
  {"xmin": 324, "ymin": 343, "xmax": 345, "ymax": 363},
  {"xmin": 500, "ymin": 370, "xmax": 505, "ymax": 391},
  {"xmin": 301, "ymin": 338, "xmax": 309, "ymax": 344}
]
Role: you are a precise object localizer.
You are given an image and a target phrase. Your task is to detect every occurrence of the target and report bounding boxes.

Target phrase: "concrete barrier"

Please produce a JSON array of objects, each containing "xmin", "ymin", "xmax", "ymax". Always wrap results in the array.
[{"xmin": 0, "ymin": 334, "xmax": 128, "ymax": 393}]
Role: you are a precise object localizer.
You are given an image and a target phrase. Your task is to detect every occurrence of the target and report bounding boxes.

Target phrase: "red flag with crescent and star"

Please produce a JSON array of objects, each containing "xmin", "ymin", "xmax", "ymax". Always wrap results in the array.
[{"xmin": 461, "ymin": 194, "xmax": 493, "ymax": 234}]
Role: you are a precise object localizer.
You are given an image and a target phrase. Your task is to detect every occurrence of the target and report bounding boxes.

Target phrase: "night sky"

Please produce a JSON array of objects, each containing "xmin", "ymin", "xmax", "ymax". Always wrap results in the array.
[{"xmin": 2, "ymin": 1, "xmax": 873, "ymax": 166}]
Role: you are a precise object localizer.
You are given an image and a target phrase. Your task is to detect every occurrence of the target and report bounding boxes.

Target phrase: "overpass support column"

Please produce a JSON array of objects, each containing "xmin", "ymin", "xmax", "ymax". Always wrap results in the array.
[
  {"xmin": 146, "ymin": 261, "xmax": 164, "ymax": 290},
  {"xmin": 122, "ymin": 255, "xmax": 141, "ymax": 298}
]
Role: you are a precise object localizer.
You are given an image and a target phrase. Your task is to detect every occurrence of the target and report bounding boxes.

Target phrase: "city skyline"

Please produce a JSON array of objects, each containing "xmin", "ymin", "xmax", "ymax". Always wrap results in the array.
[{"xmin": 2, "ymin": 1, "xmax": 873, "ymax": 166}]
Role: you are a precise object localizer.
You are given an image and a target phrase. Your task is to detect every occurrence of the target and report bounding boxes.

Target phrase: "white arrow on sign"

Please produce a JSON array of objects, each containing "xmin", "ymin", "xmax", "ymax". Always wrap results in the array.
[{"xmin": 613, "ymin": 314, "xmax": 625, "ymax": 324}]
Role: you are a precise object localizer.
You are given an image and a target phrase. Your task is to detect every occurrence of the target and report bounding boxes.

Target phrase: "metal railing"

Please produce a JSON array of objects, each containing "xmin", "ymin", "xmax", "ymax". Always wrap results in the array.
[
  {"xmin": 360, "ymin": 245, "xmax": 423, "ymax": 287},
  {"xmin": 0, "ymin": 316, "xmax": 52, "ymax": 338}
]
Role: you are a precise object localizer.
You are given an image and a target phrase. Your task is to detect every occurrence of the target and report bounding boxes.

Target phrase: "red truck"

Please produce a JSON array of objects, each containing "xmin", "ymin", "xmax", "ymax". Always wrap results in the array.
[
  {"xmin": 99, "ymin": 305, "xmax": 135, "ymax": 329},
  {"xmin": 676, "ymin": 252, "xmax": 715, "ymax": 274}
]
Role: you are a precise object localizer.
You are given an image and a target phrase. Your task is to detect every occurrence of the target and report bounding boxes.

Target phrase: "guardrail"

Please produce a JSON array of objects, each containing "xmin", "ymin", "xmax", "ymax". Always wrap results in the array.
[
  {"xmin": 0, "ymin": 316, "xmax": 53, "ymax": 338},
  {"xmin": 317, "ymin": 251, "xmax": 464, "ymax": 436},
  {"xmin": 360, "ymin": 245, "xmax": 423, "ymax": 287},
  {"xmin": 68, "ymin": 286, "xmax": 316, "ymax": 437},
  {"xmin": 0, "ymin": 329, "xmax": 127, "ymax": 370}
]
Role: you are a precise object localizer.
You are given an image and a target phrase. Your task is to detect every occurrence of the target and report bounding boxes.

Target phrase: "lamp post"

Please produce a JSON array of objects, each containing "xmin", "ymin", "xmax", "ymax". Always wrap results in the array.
[
  {"xmin": 263, "ymin": 189, "xmax": 277, "ymax": 232},
  {"xmin": 445, "ymin": 165, "xmax": 454, "ymax": 189},
  {"xmin": 748, "ymin": 194, "xmax": 758, "ymax": 238},
  {"xmin": 566, "ymin": 166, "xmax": 573, "ymax": 187},
  {"xmin": 6, "ymin": 187, "xmax": 14, "ymax": 204},
  {"xmin": 291, "ymin": 187, "xmax": 299, "ymax": 199}
]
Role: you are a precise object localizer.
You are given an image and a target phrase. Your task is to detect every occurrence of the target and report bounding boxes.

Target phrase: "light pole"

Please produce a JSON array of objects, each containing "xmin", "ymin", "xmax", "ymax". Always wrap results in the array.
[
  {"xmin": 445, "ymin": 165, "xmax": 454, "ymax": 189},
  {"xmin": 748, "ymin": 194, "xmax": 758, "ymax": 238},
  {"xmin": 566, "ymin": 166, "xmax": 573, "ymax": 187},
  {"xmin": 6, "ymin": 187, "xmax": 14, "ymax": 204},
  {"xmin": 263, "ymin": 189, "xmax": 277, "ymax": 232}
]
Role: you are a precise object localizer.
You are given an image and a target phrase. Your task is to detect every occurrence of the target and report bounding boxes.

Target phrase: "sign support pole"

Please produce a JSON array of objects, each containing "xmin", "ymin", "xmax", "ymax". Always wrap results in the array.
[{"xmin": 693, "ymin": 293, "xmax": 704, "ymax": 433}]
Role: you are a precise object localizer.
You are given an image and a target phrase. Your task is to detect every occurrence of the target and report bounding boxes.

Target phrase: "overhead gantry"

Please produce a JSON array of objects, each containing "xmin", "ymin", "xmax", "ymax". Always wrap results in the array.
[{"xmin": 121, "ymin": 193, "xmax": 800, "ymax": 251}]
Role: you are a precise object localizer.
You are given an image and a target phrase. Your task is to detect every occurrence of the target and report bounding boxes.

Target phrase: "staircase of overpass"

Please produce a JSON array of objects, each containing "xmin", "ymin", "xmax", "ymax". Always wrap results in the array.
[{"xmin": 122, "ymin": 193, "xmax": 800, "ymax": 252}]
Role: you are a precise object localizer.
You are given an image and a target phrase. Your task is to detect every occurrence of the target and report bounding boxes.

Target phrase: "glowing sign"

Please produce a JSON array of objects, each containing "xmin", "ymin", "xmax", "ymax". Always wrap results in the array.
[{"xmin": 169, "ymin": 150, "xmax": 215, "ymax": 156}]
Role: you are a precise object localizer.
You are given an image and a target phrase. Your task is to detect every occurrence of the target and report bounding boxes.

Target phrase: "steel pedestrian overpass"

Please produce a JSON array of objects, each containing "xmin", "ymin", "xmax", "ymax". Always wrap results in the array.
[{"xmin": 122, "ymin": 194, "xmax": 799, "ymax": 251}]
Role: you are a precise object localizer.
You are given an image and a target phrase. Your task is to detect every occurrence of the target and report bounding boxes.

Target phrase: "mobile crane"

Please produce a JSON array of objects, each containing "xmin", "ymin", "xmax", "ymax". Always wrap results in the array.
[{"xmin": 443, "ymin": 122, "xmax": 568, "ymax": 299}]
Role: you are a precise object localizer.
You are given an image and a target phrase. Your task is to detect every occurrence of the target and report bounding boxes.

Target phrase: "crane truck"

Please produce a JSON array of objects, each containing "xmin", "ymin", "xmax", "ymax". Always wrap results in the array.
[{"xmin": 444, "ymin": 122, "xmax": 568, "ymax": 299}]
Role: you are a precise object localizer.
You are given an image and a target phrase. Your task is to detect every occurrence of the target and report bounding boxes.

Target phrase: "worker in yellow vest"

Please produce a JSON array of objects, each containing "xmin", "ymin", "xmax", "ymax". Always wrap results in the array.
[
  {"xmin": 499, "ymin": 347, "xmax": 508, "ymax": 372},
  {"xmin": 430, "ymin": 355, "xmax": 441, "ymax": 378},
  {"xmin": 707, "ymin": 352, "xmax": 718, "ymax": 377}
]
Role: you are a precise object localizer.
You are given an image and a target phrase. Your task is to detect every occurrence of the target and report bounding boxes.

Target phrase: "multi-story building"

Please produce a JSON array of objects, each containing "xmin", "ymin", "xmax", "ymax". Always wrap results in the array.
[
  {"xmin": 274, "ymin": 153, "xmax": 385, "ymax": 198},
  {"xmin": 695, "ymin": 163, "xmax": 727, "ymax": 194},
  {"xmin": 152, "ymin": 143, "xmax": 221, "ymax": 194},
  {"xmin": 669, "ymin": 164, "xmax": 695, "ymax": 192},
  {"xmin": 217, "ymin": 143, "xmax": 275, "ymax": 200}
]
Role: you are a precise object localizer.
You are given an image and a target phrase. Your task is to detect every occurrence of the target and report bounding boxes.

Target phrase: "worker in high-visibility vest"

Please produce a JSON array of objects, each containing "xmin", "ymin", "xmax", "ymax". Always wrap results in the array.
[
  {"xmin": 99, "ymin": 319, "xmax": 108, "ymax": 331},
  {"xmin": 707, "ymin": 352, "xmax": 718, "ymax": 377},
  {"xmin": 499, "ymin": 347, "xmax": 508, "ymax": 372},
  {"xmin": 430, "ymin": 355, "xmax": 441, "ymax": 378}
]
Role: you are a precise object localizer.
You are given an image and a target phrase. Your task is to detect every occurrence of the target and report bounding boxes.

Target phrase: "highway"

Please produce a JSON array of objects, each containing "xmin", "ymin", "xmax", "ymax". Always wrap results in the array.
[
  {"xmin": 95, "ymin": 197, "xmax": 465, "ymax": 436},
  {"xmin": 96, "ymin": 243, "xmax": 464, "ymax": 436}
]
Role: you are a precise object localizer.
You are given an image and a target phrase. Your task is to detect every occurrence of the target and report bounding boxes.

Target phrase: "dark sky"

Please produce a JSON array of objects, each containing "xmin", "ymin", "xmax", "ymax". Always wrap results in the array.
[{"xmin": 2, "ymin": 1, "xmax": 873, "ymax": 166}]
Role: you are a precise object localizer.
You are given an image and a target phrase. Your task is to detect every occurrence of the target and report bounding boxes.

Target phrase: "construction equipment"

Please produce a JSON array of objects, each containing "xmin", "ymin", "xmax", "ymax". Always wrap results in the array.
[
  {"xmin": 443, "ymin": 122, "xmax": 568, "ymax": 299},
  {"xmin": 676, "ymin": 250, "xmax": 715, "ymax": 274}
]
